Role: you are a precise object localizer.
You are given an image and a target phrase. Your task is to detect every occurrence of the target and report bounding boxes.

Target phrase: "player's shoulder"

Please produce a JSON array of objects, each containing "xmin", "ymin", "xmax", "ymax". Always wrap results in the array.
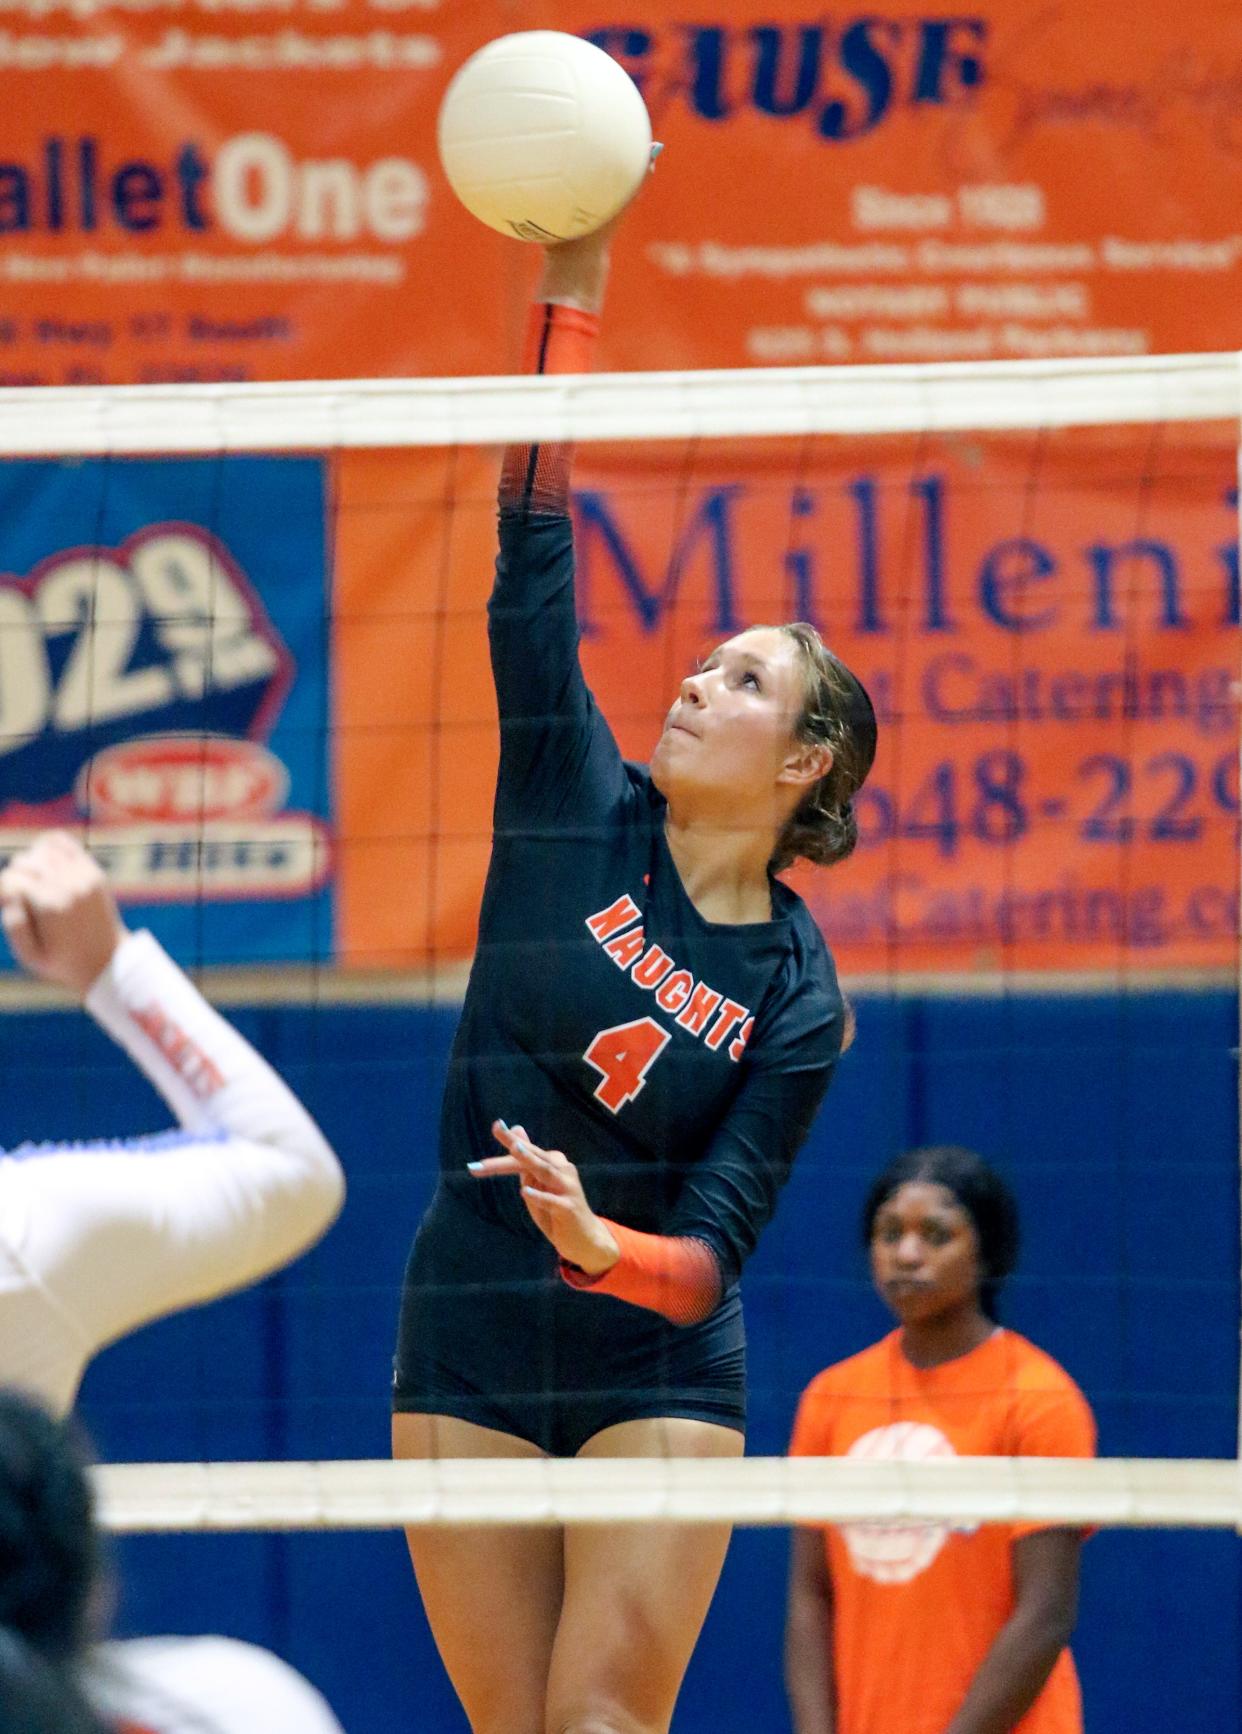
[
  {"xmin": 999, "ymin": 1330, "xmax": 1095, "ymax": 1432},
  {"xmin": 753, "ymin": 887, "xmax": 843, "ymax": 1053},
  {"xmin": 791, "ymin": 1336, "xmax": 894, "ymax": 1452},
  {"xmin": 773, "ymin": 879, "xmax": 836, "ymax": 974},
  {"xmin": 88, "ymin": 1636, "xmax": 345, "ymax": 1734},
  {"xmin": 1000, "ymin": 1329, "xmax": 1089, "ymax": 1398},
  {"xmin": 801, "ymin": 1334, "xmax": 894, "ymax": 1403},
  {"xmin": 994, "ymin": 1330, "xmax": 1096, "ymax": 1456}
]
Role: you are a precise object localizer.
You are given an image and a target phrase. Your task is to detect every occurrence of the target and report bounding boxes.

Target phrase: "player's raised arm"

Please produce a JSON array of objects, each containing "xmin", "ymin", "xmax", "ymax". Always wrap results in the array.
[
  {"xmin": 488, "ymin": 221, "xmax": 632, "ymax": 829},
  {"xmin": 0, "ymin": 832, "xmax": 344, "ymax": 1411}
]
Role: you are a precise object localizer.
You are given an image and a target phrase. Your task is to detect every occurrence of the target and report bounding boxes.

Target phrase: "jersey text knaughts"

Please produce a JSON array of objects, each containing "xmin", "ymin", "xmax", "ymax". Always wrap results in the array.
[{"xmin": 585, "ymin": 893, "xmax": 754, "ymax": 1063}]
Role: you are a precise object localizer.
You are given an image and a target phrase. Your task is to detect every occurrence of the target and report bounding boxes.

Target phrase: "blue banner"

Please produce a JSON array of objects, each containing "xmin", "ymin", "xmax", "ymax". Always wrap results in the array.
[{"xmin": 0, "ymin": 455, "xmax": 333, "ymax": 967}]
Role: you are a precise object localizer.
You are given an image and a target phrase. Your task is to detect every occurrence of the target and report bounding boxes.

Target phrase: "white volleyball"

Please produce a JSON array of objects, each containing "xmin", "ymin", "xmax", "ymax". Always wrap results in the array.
[{"xmin": 437, "ymin": 31, "xmax": 653, "ymax": 242}]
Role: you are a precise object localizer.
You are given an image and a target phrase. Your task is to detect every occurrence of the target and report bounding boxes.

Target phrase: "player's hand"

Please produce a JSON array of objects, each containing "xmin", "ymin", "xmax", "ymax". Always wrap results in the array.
[
  {"xmin": 0, "ymin": 831, "xmax": 126, "ymax": 996},
  {"xmin": 536, "ymin": 141, "xmax": 662, "ymax": 309},
  {"xmin": 469, "ymin": 1121, "xmax": 620, "ymax": 1276}
]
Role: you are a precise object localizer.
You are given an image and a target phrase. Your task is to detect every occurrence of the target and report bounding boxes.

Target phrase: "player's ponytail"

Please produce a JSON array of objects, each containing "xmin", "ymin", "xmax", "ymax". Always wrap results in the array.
[{"xmin": 769, "ymin": 624, "xmax": 877, "ymax": 875}]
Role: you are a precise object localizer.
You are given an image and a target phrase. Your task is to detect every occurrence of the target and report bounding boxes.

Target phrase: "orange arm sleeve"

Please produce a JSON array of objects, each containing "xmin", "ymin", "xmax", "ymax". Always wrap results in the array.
[
  {"xmin": 559, "ymin": 1221, "xmax": 723, "ymax": 1327},
  {"xmin": 498, "ymin": 300, "xmax": 600, "ymax": 516}
]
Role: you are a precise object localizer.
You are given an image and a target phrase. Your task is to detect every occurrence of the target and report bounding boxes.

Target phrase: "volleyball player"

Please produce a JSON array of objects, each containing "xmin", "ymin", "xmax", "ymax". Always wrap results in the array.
[
  {"xmin": 0, "ymin": 1385, "xmax": 345, "ymax": 1733},
  {"xmin": 786, "ymin": 1148, "xmax": 1095, "ymax": 1734},
  {"xmin": 391, "ymin": 206, "xmax": 877, "ymax": 1734},
  {"xmin": 0, "ymin": 830, "xmax": 344, "ymax": 1416}
]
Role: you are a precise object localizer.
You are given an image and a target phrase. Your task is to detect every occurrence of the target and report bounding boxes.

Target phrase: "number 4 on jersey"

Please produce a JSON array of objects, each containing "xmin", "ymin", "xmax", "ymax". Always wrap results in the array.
[{"xmin": 584, "ymin": 1016, "xmax": 670, "ymax": 1113}]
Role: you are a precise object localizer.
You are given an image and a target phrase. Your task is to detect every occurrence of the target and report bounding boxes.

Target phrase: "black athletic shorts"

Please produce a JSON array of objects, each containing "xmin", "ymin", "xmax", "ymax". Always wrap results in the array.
[{"xmin": 392, "ymin": 1183, "xmax": 746, "ymax": 1457}]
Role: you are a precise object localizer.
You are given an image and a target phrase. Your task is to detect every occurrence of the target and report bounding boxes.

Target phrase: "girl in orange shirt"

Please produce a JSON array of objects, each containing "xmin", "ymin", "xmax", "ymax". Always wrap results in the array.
[{"xmin": 786, "ymin": 1146, "xmax": 1095, "ymax": 1734}]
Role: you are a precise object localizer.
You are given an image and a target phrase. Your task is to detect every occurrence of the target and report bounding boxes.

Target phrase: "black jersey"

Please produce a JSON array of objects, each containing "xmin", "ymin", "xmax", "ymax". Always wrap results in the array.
[{"xmin": 438, "ymin": 508, "xmax": 845, "ymax": 1292}]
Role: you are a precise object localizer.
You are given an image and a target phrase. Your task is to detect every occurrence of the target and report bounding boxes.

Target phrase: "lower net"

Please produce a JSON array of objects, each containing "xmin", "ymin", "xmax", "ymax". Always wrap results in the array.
[
  {"xmin": 0, "ymin": 351, "xmax": 1236, "ymax": 1734},
  {"xmin": 94, "ymin": 1454, "xmax": 1242, "ymax": 1532}
]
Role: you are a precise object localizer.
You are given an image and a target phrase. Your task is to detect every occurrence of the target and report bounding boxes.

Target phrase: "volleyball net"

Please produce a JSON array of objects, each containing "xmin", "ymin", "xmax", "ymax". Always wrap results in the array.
[
  {"xmin": 0, "ymin": 353, "xmax": 1238, "ymax": 1567},
  {"xmin": 93, "ymin": 1453, "xmax": 1242, "ymax": 1533},
  {"xmin": 1, "ymin": 351, "xmax": 1236, "ymax": 982}
]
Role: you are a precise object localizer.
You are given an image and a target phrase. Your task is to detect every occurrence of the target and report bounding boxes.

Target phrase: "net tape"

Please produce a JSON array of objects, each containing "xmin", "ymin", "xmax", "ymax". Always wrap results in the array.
[
  {"xmin": 0, "ymin": 351, "xmax": 1237, "ymax": 457},
  {"xmin": 93, "ymin": 1456, "xmax": 1242, "ymax": 1533}
]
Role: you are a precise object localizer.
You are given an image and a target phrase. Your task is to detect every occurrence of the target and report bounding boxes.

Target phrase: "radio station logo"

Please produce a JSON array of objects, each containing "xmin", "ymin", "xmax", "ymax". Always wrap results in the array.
[{"xmin": 0, "ymin": 522, "xmax": 330, "ymax": 902}]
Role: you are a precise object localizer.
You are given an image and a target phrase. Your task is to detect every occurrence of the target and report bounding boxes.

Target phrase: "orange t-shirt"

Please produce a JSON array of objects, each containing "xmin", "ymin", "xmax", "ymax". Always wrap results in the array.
[{"xmin": 789, "ymin": 1329, "xmax": 1096, "ymax": 1734}]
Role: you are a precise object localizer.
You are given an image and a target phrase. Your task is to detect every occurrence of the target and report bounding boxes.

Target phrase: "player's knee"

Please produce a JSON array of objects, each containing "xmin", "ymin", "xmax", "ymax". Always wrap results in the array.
[
  {"xmin": 461, "ymin": 1685, "xmax": 543, "ymax": 1734},
  {"xmin": 452, "ymin": 1665, "xmax": 546, "ymax": 1734},
  {"xmin": 473, "ymin": 1713, "xmax": 543, "ymax": 1734},
  {"xmin": 547, "ymin": 1700, "xmax": 655, "ymax": 1734}
]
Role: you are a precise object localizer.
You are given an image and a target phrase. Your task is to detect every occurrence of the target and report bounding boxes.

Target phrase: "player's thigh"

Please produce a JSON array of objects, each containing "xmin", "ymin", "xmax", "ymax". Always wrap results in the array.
[
  {"xmin": 393, "ymin": 1413, "xmax": 563, "ymax": 1734},
  {"xmin": 547, "ymin": 1417, "xmax": 743, "ymax": 1734}
]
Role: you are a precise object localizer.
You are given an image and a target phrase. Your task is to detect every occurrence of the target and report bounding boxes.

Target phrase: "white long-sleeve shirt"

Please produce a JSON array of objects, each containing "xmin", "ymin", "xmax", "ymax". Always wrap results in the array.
[
  {"xmin": 0, "ymin": 930, "xmax": 345, "ymax": 1415},
  {"xmin": 85, "ymin": 1637, "xmax": 347, "ymax": 1734}
]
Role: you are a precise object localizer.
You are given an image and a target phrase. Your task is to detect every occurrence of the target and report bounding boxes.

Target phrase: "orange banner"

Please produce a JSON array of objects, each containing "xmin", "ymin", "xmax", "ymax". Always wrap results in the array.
[
  {"xmin": 5, "ymin": 2, "xmax": 1242, "ymax": 380},
  {"xmin": 3, "ymin": 0, "xmax": 1240, "ymax": 977},
  {"xmin": 333, "ymin": 425, "xmax": 1239, "ymax": 977}
]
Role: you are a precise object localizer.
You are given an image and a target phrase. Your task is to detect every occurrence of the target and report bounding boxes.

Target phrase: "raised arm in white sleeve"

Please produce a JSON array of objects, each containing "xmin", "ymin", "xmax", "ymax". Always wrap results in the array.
[{"xmin": 0, "ymin": 927, "xmax": 344, "ymax": 1415}]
